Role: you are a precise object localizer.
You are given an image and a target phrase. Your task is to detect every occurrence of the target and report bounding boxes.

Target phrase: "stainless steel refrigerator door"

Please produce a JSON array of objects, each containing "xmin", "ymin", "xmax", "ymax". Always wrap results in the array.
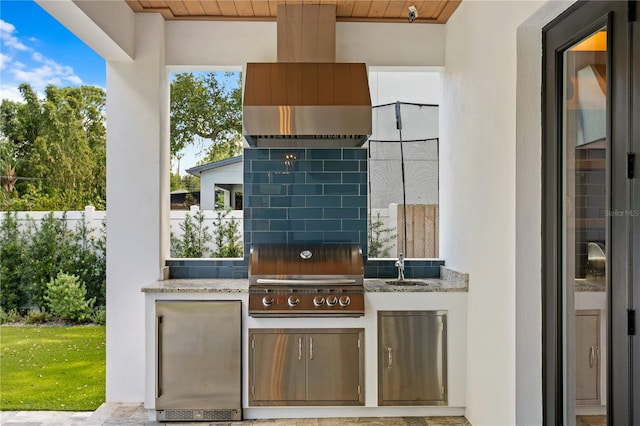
[{"xmin": 156, "ymin": 301, "xmax": 241, "ymax": 410}]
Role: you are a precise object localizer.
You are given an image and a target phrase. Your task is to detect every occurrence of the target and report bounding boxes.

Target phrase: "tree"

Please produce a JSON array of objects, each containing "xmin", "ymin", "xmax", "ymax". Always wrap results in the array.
[
  {"xmin": 0, "ymin": 83, "xmax": 106, "ymax": 210},
  {"xmin": 0, "ymin": 135, "xmax": 18, "ymax": 195},
  {"xmin": 170, "ymin": 172, "xmax": 200, "ymax": 192},
  {"xmin": 170, "ymin": 72, "xmax": 243, "ymax": 166}
]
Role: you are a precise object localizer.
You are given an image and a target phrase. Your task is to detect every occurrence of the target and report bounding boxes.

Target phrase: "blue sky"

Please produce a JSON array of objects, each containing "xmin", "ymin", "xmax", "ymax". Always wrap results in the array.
[{"xmin": 0, "ymin": 0, "xmax": 105, "ymax": 102}]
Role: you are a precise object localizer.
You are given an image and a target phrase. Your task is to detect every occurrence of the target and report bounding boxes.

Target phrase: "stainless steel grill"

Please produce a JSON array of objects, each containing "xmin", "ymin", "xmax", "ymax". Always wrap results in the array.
[{"xmin": 248, "ymin": 244, "xmax": 365, "ymax": 317}]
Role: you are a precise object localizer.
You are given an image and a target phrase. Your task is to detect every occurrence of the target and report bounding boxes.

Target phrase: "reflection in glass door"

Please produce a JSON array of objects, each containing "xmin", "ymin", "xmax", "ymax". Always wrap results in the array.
[{"xmin": 562, "ymin": 28, "xmax": 608, "ymax": 426}]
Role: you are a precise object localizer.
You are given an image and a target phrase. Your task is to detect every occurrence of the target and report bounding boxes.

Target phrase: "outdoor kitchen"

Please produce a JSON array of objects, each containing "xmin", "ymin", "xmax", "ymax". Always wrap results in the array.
[
  {"xmin": 24, "ymin": 0, "xmax": 603, "ymax": 424},
  {"xmin": 139, "ymin": 4, "xmax": 469, "ymax": 422}
]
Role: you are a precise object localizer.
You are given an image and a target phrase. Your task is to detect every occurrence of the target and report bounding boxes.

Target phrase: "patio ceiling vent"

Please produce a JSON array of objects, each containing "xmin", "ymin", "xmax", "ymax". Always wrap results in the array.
[{"xmin": 242, "ymin": 4, "xmax": 372, "ymax": 148}]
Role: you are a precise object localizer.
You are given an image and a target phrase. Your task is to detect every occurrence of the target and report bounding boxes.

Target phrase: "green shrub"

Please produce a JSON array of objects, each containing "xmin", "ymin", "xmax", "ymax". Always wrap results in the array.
[
  {"xmin": 45, "ymin": 272, "xmax": 95, "ymax": 323},
  {"xmin": 0, "ymin": 212, "xmax": 30, "ymax": 311},
  {"xmin": 23, "ymin": 308, "xmax": 48, "ymax": 324},
  {"xmin": 92, "ymin": 306, "xmax": 106, "ymax": 325},
  {"xmin": 68, "ymin": 218, "xmax": 106, "ymax": 307},
  {"xmin": 170, "ymin": 210, "xmax": 213, "ymax": 257},
  {"xmin": 0, "ymin": 212, "xmax": 106, "ymax": 312},
  {"xmin": 212, "ymin": 208, "xmax": 242, "ymax": 258},
  {"xmin": 0, "ymin": 307, "xmax": 21, "ymax": 324},
  {"xmin": 368, "ymin": 212, "xmax": 395, "ymax": 258},
  {"xmin": 24, "ymin": 213, "xmax": 76, "ymax": 308}
]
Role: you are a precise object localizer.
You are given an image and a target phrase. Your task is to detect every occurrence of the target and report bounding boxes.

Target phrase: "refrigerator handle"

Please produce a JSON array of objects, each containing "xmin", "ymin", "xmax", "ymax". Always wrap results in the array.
[{"xmin": 156, "ymin": 315, "xmax": 163, "ymax": 398}]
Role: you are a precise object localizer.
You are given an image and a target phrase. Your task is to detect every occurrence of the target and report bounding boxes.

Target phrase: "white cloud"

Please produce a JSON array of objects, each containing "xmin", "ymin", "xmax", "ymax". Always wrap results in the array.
[
  {"xmin": 27, "ymin": 52, "xmax": 83, "ymax": 86},
  {"xmin": 1, "ymin": 48, "xmax": 83, "ymax": 94},
  {"xmin": 0, "ymin": 19, "xmax": 29, "ymax": 51},
  {"xmin": 0, "ymin": 52, "xmax": 10, "ymax": 70},
  {"xmin": 11, "ymin": 60, "xmax": 83, "ymax": 90},
  {"xmin": 0, "ymin": 19, "xmax": 85, "ymax": 101},
  {"xmin": 0, "ymin": 84, "xmax": 23, "ymax": 102}
]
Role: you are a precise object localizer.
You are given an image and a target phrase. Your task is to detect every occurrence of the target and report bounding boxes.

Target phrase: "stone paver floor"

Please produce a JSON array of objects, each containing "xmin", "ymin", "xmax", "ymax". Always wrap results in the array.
[
  {"xmin": 0, "ymin": 404, "xmax": 609, "ymax": 426},
  {"xmin": 1, "ymin": 404, "xmax": 472, "ymax": 426}
]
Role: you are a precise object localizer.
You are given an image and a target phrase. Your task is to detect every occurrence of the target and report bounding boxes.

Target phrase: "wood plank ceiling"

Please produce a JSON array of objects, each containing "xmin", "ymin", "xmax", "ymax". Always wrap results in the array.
[{"xmin": 125, "ymin": 0, "xmax": 461, "ymax": 24}]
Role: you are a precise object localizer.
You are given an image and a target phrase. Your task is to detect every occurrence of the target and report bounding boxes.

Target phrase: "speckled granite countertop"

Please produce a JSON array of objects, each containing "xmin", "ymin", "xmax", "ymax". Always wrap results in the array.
[
  {"xmin": 142, "ymin": 279, "xmax": 249, "ymax": 293},
  {"xmin": 142, "ymin": 267, "xmax": 469, "ymax": 294},
  {"xmin": 575, "ymin": 279, "xmax": 606, "ymax": 292}
]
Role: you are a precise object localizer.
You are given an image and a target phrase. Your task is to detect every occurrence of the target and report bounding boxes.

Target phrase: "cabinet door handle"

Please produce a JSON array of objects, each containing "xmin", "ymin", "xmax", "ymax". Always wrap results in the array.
[
  {"xmin": 589, "ymin": 346, "xmax": 595, "ymax": 369},
  {"xmin": 309, "ymin": 337, "xmax": 314, "ymax": 360},
  {"xmin": 387, "ymin": 346, "xmax": 393, "ymax": 369},
  {"xmin": 298, "ymin": 337, "xmax": 302, "ymax": 361}
]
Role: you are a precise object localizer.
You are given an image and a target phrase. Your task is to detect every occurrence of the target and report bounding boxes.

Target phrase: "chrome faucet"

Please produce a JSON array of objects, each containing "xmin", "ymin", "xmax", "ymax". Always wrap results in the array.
[{"xmin": 395, "ymin": 253, "xmax": 405, "ymax": 281}]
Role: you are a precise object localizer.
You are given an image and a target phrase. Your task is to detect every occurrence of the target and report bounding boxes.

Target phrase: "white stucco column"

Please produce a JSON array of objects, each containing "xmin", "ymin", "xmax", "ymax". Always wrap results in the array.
[
  {"xmin": 439, "ymin": 1, "xmax": 544, "ymax": 424},
  {"xmin": 106, "ymin": 13, "xmax": 168, "ymax": 402}
]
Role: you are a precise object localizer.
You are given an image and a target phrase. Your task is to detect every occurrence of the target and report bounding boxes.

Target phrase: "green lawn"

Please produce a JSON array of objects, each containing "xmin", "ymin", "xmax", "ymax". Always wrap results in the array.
[{"xmin": 0, "ymin": 325, "xmax": 105, "ymax": 411}]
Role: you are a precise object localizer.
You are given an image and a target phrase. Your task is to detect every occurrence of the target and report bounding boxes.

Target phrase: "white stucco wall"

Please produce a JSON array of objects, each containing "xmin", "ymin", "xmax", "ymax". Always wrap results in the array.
[
  {"xmin": 106, "ymin": 13, "xmax": 168, "ymax": 402},
  {"xmin": 165, "ymin": 21, "xmax": 445, "ymax": 68},
  {"xmin": 440, "ymin": 1, "xmax": 547, "ymax": 424},
  {"xmin": 369, "ymin": 72, "xmax": 441, "ymax": 106}
]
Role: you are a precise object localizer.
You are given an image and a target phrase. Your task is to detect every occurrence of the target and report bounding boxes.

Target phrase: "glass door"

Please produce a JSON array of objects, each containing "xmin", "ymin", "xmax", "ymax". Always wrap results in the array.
[
  {"xmin": 562, "ymin": 27, "xmax": 608, "ymax": 425},
  {"xmin": 543, "ymin": 1, "xmax": 638, "ymax": 425}
]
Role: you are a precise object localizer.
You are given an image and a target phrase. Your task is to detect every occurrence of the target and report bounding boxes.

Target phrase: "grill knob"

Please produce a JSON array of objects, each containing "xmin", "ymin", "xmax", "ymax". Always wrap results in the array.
[
  {"xmin": 326, "ymin": 295, "xmax": 338, "ymax": 307},
  {"xmin": 313, "ymin": 296, "xmax": 325, "ymax": 307},
  {"xmin": 288, "ymin": 296, "xmax": 300, "ymax": 307},
  {"xmin": 262, "ymin": 296, "xmax": 274, "ymax": 307},
  {"xmin": 339, "ymin": 295, "xmax": 351, "ymax": 307}
]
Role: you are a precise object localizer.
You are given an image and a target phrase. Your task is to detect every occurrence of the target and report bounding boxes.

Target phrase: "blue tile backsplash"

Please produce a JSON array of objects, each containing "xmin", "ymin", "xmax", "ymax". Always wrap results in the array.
[
  {"xmin": 243, "ymin": 148, "xmax": 369, "ymax": 253},
  {"xmin": 167, "ymin": 147, "xmax": 445, "ymax": 279},
  {"xmin": 166, "ymin": 258, "xmax": 444, "ymax": 279}
]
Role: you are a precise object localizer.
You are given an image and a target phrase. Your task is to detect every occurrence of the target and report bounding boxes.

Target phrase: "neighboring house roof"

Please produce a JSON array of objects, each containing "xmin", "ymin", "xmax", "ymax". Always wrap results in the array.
[
  {"xmin": 170, "ymin": 189, "xmax": 189, "ymax": 194},
  {"xmin": 186, "ymin": 156, "xmax": 242, "ymax": 177}
]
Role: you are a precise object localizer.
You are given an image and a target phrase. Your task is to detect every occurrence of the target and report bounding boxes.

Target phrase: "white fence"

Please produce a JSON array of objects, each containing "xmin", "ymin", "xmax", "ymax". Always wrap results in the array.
[{"xmin": 0, "ymin": 206, "xmax": 245, "ymax": 257}]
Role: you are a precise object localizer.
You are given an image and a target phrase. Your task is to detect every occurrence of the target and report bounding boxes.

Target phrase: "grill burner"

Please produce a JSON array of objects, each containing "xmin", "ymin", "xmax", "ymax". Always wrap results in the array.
[{"xmin": 248, "ymin": 244, "xmax": 364, "ymax": 317}]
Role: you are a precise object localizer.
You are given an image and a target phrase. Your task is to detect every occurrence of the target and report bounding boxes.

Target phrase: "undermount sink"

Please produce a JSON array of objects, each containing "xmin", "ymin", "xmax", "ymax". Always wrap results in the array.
[{"xmin": 385, "ymin": 279, "xmax": 431, "ymax": 286}]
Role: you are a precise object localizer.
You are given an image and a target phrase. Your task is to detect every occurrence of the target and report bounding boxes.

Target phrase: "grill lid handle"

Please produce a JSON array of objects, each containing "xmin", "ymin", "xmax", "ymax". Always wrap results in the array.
[{"xmin": 255, "ymin": 278, "xmax": 357, "ymax": 285}]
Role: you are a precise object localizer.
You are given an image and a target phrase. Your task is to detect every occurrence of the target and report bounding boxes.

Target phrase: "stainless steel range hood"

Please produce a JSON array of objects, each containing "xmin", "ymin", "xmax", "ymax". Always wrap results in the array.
[{"xmin": 243, "ymin": 5, "xmax": 372, "ymax": 148}]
